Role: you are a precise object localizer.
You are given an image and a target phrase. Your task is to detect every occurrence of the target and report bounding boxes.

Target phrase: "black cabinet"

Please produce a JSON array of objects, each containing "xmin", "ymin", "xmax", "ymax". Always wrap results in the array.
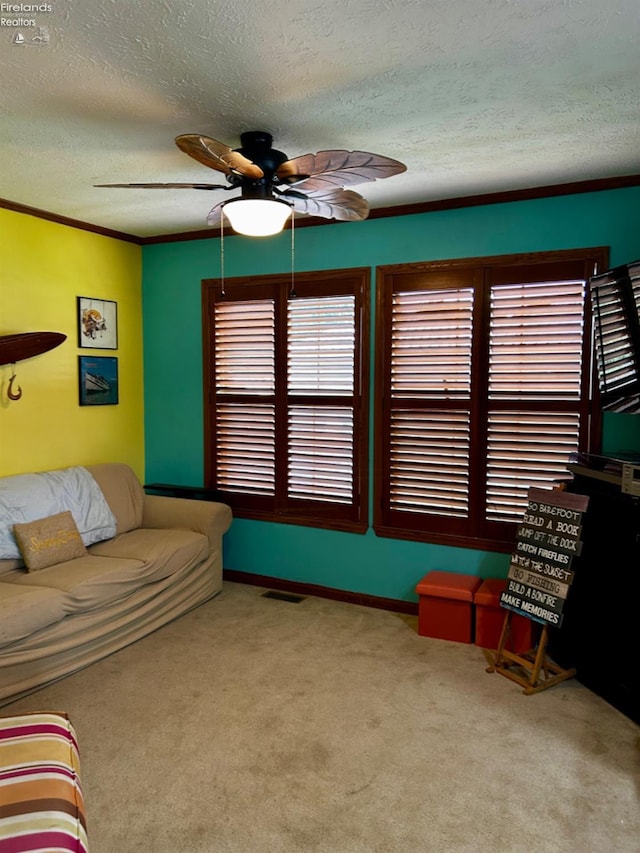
[{"xmin": 548, "ymin": 466, "xmax": 639, "ymax": 723}]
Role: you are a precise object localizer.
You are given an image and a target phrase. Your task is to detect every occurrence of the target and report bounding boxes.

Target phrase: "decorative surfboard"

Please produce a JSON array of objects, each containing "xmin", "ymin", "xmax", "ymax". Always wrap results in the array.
[{"xmin": 0, "ymin": 331, "xmax": 66, "ymax": 366}]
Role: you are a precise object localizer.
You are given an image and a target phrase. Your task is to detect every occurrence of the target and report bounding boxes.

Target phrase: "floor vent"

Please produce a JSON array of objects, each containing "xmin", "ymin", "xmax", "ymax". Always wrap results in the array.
[{"xmin": 262, "ymin": 590, "xmax": 306, "ymax": 604}]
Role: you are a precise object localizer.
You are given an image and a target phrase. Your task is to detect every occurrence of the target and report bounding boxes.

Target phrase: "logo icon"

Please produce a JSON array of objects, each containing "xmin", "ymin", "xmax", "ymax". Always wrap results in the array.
[
  {"xmin": 32, "ymin": 27, "xmax": 49, "ymax": 45},
  {"xmin": 12, "ymin": 27, "xmax": 50, "ymax": 46}
]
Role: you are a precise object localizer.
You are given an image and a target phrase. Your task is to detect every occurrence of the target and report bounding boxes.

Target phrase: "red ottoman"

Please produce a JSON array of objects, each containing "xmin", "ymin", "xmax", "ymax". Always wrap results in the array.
[
  {"xmin": 474, "ymin": 578, "xmax": 534, "ymax": 653},
  {"xmin": 416, "ymin": 571, "xmax": 482, "ymax": 643}
]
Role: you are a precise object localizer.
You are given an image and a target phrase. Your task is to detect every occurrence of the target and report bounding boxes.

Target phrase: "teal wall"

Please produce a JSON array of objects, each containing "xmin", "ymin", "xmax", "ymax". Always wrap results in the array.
[{"xmin": 143, "ymin": 186, "xmax": 640, "ymax": 602}]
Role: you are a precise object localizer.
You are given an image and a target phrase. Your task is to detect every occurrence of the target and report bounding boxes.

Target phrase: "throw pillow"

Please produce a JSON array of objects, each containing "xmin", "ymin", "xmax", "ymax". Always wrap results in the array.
[{"xmin": 13, "ymin": 511, "xmax": 88, "ymax": 571}]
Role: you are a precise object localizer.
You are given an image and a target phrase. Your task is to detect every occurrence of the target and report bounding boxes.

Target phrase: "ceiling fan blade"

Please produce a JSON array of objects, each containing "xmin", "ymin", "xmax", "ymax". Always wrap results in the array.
[
  {"xmin": 94, "ymin": 182, "xmax": 230, "ymax": 190},
  {"xmin": 277, "ymin": 150, "xmax": 405, "ymax": 192},
  {"xmin": 176, "ymin": 134, "xmax": 264, "ymax": 179},
  {"xmin": 280, "ymin": 188, "xmax": 369, "ymax": 222},
  {"xmin": 206, "ymin": 199, "xmax": 228, "ymax": 228}
]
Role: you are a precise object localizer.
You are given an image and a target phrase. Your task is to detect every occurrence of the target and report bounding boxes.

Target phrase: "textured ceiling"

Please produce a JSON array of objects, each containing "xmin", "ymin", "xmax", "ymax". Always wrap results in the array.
[{"xmin": 1, "ymin": 0, "xmax": 638, "ymax": 238}]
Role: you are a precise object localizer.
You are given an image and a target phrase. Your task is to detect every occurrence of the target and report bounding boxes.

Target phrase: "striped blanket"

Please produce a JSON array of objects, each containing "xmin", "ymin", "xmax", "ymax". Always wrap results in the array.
[{"xmin": 0, "ymin": 712, "xmax": 88, "ymax": 852}]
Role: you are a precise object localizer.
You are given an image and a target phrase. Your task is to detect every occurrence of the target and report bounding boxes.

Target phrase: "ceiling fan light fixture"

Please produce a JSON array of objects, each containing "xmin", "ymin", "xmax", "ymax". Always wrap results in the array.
[{"xmin": 222, "ymin": 198, "xmax": 292, "ymax": 237}]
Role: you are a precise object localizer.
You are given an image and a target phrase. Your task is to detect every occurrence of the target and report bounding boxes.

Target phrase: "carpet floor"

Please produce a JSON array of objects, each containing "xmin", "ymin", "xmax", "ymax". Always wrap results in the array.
[{"xmin": 3, "ymin": 581, "xmax": 639, "ymax": 852}]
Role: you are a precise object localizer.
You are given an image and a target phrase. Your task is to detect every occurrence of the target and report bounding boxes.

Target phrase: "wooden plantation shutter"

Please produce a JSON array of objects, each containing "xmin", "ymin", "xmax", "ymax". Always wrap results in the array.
[
  {"xmin": 485, "ymin": 275, "xmax": 587, "ymax": 526},
  {"xmin": 388, "ymin": 281, "xmax": 475, "ymax": 521},
  {"xmin": 287, "ymin": 295, "xmax": 356, "ymax": 505},
  {"xmin": 203, "ymin": 268, "xmax": 369, "ymax": 532},
  {"xmin": 375, "ymin": 266, "xmax": 482, "ymax": 542},
  {"xmin": 590, "ymin": 260, "xmax": 640, "ymax": 412},
  {"xmin": 214, "ymin": 298, "xmax": 276, "ymax": 498},
  {"xmin": 375, "ymin": 249, "xmax": 607, "ymax": 552}
]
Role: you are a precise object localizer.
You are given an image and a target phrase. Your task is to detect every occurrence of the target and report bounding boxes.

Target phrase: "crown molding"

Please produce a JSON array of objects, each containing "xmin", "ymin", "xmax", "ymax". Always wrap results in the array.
[
  {"xmin": 0, "ymin": 197, "xmax": 141, "ymax": 244},
  {"xmin": 2, "ymin": 173, "xmax": 639, "ymax": 246}
]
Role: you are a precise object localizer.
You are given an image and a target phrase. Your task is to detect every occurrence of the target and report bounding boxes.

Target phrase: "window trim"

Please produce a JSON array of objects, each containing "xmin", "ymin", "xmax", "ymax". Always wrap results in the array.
[
  {"xmin": 202, "ymin": 267, "xmax": 370, "ymax": 534},
  {"xmin": 374, "ymin": 247, "xmax": 609, "ymax": 552}
]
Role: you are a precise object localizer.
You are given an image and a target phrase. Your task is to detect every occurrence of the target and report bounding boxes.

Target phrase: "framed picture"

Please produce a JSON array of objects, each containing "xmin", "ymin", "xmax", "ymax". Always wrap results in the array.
[
  {"xmin": 78, "ymin": 356, "xmax": 119, "ymax": 406},
  {"xmin": 77, "ymin": 297, "xmax": 118, "ymax": 349}
]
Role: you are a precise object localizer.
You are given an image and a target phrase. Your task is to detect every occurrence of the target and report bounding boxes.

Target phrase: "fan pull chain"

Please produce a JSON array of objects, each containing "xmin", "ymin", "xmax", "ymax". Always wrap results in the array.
[
  {"xmin": 219, "ymin": 215, "xmax": 225, "ymax": 298},
  {"xmin": 289, "ymin": 212, "xmax": 296, "ymax": 299}
]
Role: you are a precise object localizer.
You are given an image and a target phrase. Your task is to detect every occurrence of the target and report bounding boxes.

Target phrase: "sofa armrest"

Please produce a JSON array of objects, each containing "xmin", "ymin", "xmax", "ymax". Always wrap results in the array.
[{"xmin": 142, "ymin": 494, "xmax": 232, "ymax": 552}]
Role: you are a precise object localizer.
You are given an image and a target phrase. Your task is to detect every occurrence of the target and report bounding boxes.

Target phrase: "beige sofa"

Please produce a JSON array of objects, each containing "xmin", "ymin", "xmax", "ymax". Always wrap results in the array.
[{"xmin": 0, "ymin": 463, "xmax": 232, "ymax": 704}]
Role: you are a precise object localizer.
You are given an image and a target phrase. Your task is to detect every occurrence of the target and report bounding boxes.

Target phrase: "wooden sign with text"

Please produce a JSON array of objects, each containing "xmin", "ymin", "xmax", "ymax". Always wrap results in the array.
[{"xmin": 500, "ymin": 487, "xmax": 589, "ymax": 628}]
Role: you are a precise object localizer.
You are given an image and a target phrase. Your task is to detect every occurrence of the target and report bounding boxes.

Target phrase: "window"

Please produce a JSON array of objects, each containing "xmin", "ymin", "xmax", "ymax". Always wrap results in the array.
[
  {"xmin": 203, "ymin": 268, "xmax": 369, "ymax": 532},
  {"xmin": 374, "ymin": 248, "xmax": 608, "ymax": 552}
]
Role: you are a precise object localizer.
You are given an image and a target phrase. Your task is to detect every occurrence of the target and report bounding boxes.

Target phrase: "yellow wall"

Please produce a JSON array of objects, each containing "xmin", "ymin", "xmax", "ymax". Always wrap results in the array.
[{"xmin": 0, "ymin": 208, "xmax": 144, "ymax": 479}]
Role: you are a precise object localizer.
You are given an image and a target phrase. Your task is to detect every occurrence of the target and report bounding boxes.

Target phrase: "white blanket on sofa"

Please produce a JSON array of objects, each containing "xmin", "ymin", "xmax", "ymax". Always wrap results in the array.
[{"xmin": 0, "ymin": 466, "xmax": 117, "ymax": 560}]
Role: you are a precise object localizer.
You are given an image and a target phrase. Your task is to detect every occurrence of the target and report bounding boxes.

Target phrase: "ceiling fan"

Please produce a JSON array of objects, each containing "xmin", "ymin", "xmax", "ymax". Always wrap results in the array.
[{"xmin": 96, "ymin": 131, "xmax": 406, "ymax": 234}]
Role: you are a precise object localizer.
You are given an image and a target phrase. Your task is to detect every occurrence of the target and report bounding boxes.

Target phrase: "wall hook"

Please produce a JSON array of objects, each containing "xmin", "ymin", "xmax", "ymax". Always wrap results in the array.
[
  {"xmin": 0, "ymin": 331, "xmax": 66, "ymax": 402},
  {"xmin": 7, "ymin": 365, "xmax": 22, "ymax": 401}
]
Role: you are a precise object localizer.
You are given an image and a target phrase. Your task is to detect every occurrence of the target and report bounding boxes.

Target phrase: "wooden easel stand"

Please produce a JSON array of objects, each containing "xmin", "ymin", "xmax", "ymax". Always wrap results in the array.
[{"xmin": 486, "ymin": 611, "xmax": 576, "ymax": 695}]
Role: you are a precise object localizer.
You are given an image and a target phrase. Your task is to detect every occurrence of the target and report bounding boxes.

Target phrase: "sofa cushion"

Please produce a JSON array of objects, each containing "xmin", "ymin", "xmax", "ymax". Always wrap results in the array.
[
  {"xmin": 89, "ymin": 527, "xmax": 209, "ymax": 580},
  {"xmin": 0, "ymin": 558, "xmax": 25, "ymax": 577},
  {"xmin": 13, "ymin": 511, "xmax": 88, "ymax": 571},
  {"xmin": 0, "ymin": 581, "xmax": 67, "ymax": 648},
  {"xmin": 5, "ymin": 554, "xmax": 148, "ymax": 614},
  {"xmin": 85, "ymin": 462, "xmax": 144, "ymax": 535}
]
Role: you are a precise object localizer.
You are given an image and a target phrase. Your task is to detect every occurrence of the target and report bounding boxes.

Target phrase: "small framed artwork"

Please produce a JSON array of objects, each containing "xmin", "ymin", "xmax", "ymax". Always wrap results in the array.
[
  {"xmin": 78, "ymin": 356, "xmax": 119, "ymax": 406},
  {"xmin": 77, "ymin": 297, "xmax": 118, "ymax": 349}
]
